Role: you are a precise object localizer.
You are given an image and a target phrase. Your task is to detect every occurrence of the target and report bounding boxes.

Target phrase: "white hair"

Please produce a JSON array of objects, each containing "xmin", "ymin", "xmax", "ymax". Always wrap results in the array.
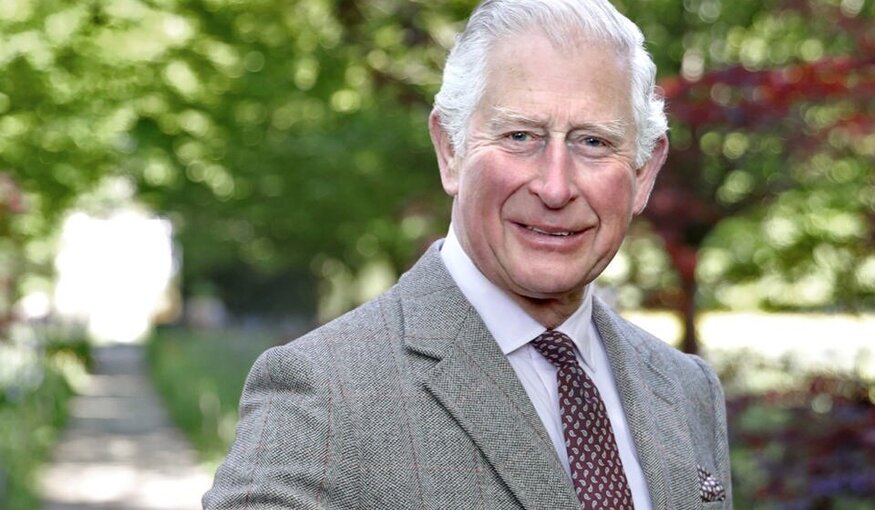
[{"xmin": 433, "ymin": 0, "xmax": 667, "ymax": 167}]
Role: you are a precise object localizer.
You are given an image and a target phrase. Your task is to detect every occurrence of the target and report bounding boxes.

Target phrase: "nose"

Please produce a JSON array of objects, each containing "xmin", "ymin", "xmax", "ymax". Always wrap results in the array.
[{"xmin": 532, "ymin": 140, "xmax": 577, "ymax": 209}]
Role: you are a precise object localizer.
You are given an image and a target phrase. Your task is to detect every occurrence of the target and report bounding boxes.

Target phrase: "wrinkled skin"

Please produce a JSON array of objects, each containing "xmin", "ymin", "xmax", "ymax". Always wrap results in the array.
[{"xmin": 430, "ymin": 29, "xmax": 668, "ymax": 328}]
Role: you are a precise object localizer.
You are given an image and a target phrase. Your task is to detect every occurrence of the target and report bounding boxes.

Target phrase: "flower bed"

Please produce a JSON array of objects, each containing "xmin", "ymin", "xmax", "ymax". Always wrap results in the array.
[{"xmin": 728, "ymin": 375, "xmax": 875, "ymax": 508}]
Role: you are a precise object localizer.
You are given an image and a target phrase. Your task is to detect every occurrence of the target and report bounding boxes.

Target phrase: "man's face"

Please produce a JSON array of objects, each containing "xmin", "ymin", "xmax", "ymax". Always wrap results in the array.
[{"xmin": 431, "ymin": 29, "xmax": 666, "ymax": 315}]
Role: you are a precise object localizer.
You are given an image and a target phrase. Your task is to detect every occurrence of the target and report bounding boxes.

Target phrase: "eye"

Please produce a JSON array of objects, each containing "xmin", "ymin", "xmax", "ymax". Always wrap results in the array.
[
  {"xmin": 508, "ymin": 131, "xmax": 532, "ymax": 143},
  {"xmin": 571, "ymin": 135, "xmax": 613, "ymax": 157},
  {"xmin": 500, "ymin": 131, "xmax": 541, "ymax": 152}
]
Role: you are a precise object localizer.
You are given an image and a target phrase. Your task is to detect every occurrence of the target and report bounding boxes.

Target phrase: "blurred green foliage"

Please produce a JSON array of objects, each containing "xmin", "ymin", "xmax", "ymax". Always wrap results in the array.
[
  {"xmin": 145, "ymin": 326, "xmax": 281, "ymax": 468},
  {"xmin": 0, "ymin": 330, "xmax": 90, "ymax": 510},
  {"xmin": 1, "ymin": 0, "xmax": 459, "ymax": 319},
  {"xmin": 0, "ymin": 0, "xmax": 872, "ymax": 323}
]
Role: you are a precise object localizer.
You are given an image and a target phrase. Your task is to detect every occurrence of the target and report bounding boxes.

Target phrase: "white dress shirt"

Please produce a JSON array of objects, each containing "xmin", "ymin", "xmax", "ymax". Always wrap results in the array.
[{"xmin": 440, "ymin": 227, "xmax": 653, "ymax": 510}]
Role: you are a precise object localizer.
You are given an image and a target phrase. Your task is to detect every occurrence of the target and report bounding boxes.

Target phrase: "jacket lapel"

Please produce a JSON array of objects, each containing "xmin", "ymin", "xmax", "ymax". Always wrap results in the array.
[
  {"xmin": 593, "ymin": 299, "xmax": 701, "ymax": 510},
  {"xmin": 397, "ymin": 245, "xmax": 581, "ymax": 510}
]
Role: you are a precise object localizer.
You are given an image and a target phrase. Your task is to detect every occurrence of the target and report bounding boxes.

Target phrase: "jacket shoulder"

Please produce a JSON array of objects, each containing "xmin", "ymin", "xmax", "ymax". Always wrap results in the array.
[
  {"xmin": 273, "ymin": 286, "xmax": 403, "ymax": 366},
  {"xmin": 597, "ymin": 301, "xmax": 716, "ymax": 380}
]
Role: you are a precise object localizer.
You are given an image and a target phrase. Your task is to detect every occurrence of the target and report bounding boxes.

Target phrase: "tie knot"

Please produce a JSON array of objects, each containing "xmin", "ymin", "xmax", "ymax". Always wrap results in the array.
[{"xmin": 531, "ymin": 330, "xmax": 577, "ymax": 368}]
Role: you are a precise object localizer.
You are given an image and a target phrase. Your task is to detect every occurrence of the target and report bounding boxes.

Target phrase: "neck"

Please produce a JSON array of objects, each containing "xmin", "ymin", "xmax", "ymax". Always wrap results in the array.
[{"xmin": 511, "ymin": 292, "xmax": 584, "ymax": 330}]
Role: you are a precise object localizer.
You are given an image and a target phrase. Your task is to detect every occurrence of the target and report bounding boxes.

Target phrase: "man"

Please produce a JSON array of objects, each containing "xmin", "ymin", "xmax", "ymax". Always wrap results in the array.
[{"xmin": 204, "ymin": 1, "xmax": 732, "ymax": 509}]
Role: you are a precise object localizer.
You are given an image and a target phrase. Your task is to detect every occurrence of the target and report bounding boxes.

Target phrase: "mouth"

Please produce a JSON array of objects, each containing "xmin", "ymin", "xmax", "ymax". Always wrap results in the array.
[{"xmin": 520, "ymin": 224, "xmax": 581, "ymax": 238}]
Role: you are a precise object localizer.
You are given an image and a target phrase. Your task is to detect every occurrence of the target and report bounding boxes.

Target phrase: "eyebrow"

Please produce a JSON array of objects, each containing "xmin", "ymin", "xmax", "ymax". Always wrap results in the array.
[
  {"xmin": 487, "ymin": 107, "xmax": 543, "ymax": 130},
  {"xmin": 487, "ymin": 106, "xmax": 630, "ymax": 141}
]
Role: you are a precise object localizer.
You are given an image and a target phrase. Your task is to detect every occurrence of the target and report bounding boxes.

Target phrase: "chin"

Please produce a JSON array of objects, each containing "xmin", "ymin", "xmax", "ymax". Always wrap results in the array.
[
  {"xmin": 518, "ymin": 261, "xmax": 591, "ymax": 287},
  {"xmin": 513, "ymin": 276, "xmax": 585, "ymax": 302}
]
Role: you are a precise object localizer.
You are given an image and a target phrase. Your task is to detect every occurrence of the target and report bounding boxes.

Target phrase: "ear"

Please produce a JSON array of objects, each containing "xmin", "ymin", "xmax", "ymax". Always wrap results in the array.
[
  {"xmin": 632, "ymin": 134, "xmax": 668, "ymax": 215},
  {"xmin": 429, "ymin": 110, "xmax": 459, "ymax": 196}
]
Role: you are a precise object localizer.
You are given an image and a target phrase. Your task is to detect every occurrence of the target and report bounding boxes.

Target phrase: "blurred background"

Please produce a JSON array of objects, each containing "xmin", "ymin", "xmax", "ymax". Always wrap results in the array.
[{"xmin": 0, "ymin": 0, "xmax": 873, "ymax": 508}]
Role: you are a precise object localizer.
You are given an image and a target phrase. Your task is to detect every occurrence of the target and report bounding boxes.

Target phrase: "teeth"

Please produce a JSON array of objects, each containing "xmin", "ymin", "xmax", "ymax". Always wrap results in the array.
[{"xmin": 526, "ymin": 226, "xmax": 572, "ymax": 237}]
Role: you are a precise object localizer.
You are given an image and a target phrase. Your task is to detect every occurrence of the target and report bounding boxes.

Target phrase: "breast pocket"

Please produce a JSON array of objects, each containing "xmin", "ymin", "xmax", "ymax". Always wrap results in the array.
[{"xmin": 702, "ymin": 500, "xmax": 730, "ymax": 509}]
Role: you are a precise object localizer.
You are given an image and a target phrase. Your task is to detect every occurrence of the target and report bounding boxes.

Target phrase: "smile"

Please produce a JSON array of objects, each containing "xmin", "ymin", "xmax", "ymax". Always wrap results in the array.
[{"xmin": 523, "ymin": 225, "xmax": 579, "ymax": 237}]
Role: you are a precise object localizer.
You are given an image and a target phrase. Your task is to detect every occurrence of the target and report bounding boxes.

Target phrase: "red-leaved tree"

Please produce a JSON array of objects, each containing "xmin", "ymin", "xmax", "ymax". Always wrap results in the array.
[{"xmin": 645, "ymin": 1, "xmax": 874, "ymax": 353}]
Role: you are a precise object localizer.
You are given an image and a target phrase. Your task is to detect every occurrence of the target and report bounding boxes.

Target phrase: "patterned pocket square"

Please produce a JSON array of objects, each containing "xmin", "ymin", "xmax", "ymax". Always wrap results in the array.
[{"xmin": 697, "ymin": 464, "xmax": 726, "ymax": 502}]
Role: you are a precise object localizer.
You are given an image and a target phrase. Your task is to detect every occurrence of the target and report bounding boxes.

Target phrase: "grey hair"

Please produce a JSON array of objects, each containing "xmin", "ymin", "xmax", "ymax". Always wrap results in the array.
[{"xmin": 433, "ymin": 0, "xmax": 667, "ymax": 167}]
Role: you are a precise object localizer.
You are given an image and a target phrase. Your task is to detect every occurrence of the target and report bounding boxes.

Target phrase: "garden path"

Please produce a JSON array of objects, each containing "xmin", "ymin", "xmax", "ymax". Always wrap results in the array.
[{"xmin": 39, "ymin": 344, "xmax": 213, "ymax": 510}]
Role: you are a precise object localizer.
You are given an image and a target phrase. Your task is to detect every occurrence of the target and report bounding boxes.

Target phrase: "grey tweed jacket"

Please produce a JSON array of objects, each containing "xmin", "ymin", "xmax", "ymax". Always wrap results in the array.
[{"xmin": 204, "ymin": 242, "xmax": 732, "ymax": 510}]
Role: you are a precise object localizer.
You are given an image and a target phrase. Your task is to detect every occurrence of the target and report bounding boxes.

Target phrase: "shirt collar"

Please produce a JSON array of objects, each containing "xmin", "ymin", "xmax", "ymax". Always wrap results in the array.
[{"xmin": 439, "ymin": 225, "xmax": 595, "ymax": 368}]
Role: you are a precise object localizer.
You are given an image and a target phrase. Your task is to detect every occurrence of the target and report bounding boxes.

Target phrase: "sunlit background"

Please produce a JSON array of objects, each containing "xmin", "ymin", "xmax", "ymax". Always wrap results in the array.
[{"xmin": 1, "ymin": 0, "xmax": 873, "ymax": 508}]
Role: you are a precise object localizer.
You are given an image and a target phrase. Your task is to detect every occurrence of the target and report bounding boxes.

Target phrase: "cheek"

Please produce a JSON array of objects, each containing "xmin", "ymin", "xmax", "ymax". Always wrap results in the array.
[
  {"xmin": 458, "ymin": 157, "xmax": 518, "ymax": 208},
  {"xmin": 456, "ymin": 171, "xmax": 486, "ymax": 217},
  {"xmin": 584, "ymin": 170, "xmax": 637, "ymax": 218}
]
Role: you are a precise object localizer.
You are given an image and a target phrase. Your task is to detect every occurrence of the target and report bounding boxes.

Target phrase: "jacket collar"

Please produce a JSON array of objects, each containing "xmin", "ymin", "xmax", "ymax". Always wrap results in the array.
[
  {"xmin": 398, "ymin": 243, "xmax": 581, "ymax": 509},
  {"xmin": 593, "ymin": 299, "xmax": 700, "ymax": 510},
  {"xmin": 397, "ymin": 242, "xmax": 698, "ymax": 509}
]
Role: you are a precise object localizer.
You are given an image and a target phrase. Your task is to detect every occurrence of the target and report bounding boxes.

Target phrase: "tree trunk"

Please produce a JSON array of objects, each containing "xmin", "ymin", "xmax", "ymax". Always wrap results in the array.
[
  {"xmin": 679, "ymin": 276, "xmax": 699, "ymax": 354},
  {"xmin": 664, "ymin": 242, "xmax": 701, "ymax": 354}
]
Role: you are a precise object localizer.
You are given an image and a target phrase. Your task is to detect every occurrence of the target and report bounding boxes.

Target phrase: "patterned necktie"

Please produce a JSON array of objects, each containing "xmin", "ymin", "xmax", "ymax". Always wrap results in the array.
[{"xmin": 531, "ymin": 330, "xmax": 634, "ymax": 510}]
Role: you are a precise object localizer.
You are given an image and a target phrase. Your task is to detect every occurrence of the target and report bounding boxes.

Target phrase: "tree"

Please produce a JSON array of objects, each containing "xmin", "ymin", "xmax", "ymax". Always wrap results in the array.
[
  {"xmin": 1, "ymin": 0, "xmax": 871, "ymax": 330},
  {"xmin": 1, "ymin": 0, "xmax": 463, "ymax": 318},
  {"xmin": 644, "ymin": 0, "xmax": 874, "ymax": 352}
]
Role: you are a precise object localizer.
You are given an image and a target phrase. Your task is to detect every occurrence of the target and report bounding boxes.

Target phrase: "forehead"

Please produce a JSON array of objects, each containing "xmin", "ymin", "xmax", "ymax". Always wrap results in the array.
[{"xmin": 479, "ymin": 29, "xmax": 633, "ymax": 125}]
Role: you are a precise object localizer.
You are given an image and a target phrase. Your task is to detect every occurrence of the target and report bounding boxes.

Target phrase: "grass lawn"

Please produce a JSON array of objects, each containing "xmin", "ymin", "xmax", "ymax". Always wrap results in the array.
[{"xmin": 146, "ymin": 326, "xmax": 283, "ymax": 470}]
